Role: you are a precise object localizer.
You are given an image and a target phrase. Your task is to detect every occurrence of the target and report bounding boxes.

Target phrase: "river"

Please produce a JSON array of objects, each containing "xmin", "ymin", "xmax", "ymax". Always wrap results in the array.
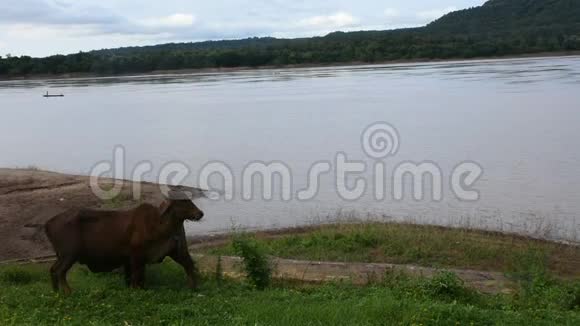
[{"xmin": 1, "ymin": 56, "xmax": 579, "ymax": 242}]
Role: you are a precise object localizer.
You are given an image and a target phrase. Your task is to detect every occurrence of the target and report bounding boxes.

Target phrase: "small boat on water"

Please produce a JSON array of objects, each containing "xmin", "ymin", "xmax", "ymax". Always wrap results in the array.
[{"xmin": 43, "ymin": 91, "xmax": 64, "ymax": 98}]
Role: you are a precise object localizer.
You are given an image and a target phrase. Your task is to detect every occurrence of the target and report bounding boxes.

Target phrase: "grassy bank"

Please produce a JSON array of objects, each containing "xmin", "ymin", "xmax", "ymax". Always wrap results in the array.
[
  {"xmin": 2, "ymin": 223, "xmax": 579, "ymax": 324},
  {"xmin": 203, "ymin": 223, "xmax": 580, "ymax": 278},
  {"xmin": 1, "ymin": 261, "xmax": 579, "ymax": 325}
]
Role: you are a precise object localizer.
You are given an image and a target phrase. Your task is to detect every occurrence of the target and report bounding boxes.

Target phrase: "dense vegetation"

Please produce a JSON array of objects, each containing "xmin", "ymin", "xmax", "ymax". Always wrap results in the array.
[
  {"xmin": 1, "ymin": 259, "xmax": 579, "ymax": 325},
  {"xmin": 1, "ymin": 0, "xmax": 579, "ymax": 77}
]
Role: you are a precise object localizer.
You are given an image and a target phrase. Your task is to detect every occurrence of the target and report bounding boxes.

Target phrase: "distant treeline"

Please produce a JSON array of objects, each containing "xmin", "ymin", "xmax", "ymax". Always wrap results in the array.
[{"xmin": 1, "ymin": 0, "xmax": 580, "ymax": 77}]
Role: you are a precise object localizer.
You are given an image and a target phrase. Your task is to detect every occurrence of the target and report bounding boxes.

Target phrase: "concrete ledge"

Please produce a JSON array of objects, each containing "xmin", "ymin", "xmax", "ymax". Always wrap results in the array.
[{"xmin": 194, "ymin": 255, "xmax": 515, "ymax": 294}]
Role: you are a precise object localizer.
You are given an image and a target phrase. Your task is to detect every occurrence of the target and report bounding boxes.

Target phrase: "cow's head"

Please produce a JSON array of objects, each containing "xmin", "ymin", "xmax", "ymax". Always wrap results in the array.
[
  {"xmin": 161, "ymin": 186, "xmax": 205, "ymax": 221},
  {"xmin": 175, "ymin": 199, "xmax": 204, "ymax": 221},
  {"xmin": 160, "ymin": 199, "xmax": 204, "ymax": 221}
]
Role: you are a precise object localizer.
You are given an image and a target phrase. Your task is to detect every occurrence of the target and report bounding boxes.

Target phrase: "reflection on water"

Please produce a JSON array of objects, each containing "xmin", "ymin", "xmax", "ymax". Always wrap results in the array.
[{"xmin": 1, "ymin": 55, "xmax": 579, "ymax": 243}]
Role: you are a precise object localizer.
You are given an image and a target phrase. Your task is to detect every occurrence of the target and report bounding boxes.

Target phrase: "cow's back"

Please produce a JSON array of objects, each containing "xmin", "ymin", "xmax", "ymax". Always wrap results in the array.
[
  {"xmin": 45, "ymin": 207, "xmax": 136, "ymax": 259},
  {"xmin": 76, "ymin": 208, "xmax": 135, "ymax": 259},
  {"xmin": 45, "ymin": 203, "xmax": 180, "ymax": 269}
]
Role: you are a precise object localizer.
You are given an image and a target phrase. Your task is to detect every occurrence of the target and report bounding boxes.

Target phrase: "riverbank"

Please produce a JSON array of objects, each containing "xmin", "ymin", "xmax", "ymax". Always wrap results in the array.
[
  {"xmin": 198, "ymin": 223, "xmax": 580, "ymax": 279},
  {"xmin": 1, "ymin": 51, "xmax": 579, "ymax": 82}
]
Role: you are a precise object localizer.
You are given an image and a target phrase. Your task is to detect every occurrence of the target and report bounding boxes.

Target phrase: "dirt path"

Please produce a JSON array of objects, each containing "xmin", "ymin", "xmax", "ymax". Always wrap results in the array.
[
  {"xmin": 0, "ymin": 168, "xmax": 189, "ymax": 260},
  {"xmin": 193, "ymin": 255, "xmax": 515, "ymax": 294}
]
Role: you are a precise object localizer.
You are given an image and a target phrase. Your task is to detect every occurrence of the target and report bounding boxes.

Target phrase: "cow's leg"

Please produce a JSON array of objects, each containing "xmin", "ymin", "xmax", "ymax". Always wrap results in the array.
[
  {"xmin": 137, "ymin": 265, "xmax": 146, "ymax": 289},
  {"xmin": 55, "ymin": 257, "xmax": 75, "ymax": 295},
  {"xmin": 49, "ymin": 260, "xmax": 61, "ymax": 292},
  {"xmin": 170, "ymin": 249, "xmax": 199, "ymax": 289},
  {"xmin": 129, "ymin": 254, "xmax": 145, "ymax": 289},
  {"xmin": 123, "ymin": 263, "xmax": 131, "ymax": 287}
]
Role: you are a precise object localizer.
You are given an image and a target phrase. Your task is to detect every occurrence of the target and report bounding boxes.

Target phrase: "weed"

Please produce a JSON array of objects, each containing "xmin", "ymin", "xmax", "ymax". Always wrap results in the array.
[
  {"xmin": 420, "ymin": 271, "xmax": 473, "ymax": 301},
  {"xmin": 232, "ymin": 235, "xmax": 272, "ymax": 290}
]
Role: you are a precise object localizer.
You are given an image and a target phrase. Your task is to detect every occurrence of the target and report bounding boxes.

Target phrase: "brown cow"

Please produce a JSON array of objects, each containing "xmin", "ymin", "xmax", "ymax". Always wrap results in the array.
[{"xmin": 44, "ymin": 189, "xmax": 204, "ymax": 294}]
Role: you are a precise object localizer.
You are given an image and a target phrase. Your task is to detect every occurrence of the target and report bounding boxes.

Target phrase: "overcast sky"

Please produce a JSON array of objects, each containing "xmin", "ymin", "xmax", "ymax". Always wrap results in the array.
[{"xmin": 0, "ymin": 0, "xmax": 486, "ymax": 58}]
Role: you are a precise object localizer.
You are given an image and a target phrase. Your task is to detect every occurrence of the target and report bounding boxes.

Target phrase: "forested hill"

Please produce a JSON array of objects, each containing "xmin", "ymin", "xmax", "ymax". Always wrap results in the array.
[
  {"xmin": 427, "ymin": 0, "xmax": 580, "ymax": 34},
  {"xmin": 1, "ymin": 0, "xmax": 580, "ymax": 77}
]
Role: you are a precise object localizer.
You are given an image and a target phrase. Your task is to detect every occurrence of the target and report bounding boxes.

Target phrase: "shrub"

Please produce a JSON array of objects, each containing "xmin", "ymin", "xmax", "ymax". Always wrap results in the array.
[
  {"xmin": 421, "ymin": 271, "xmax": 471, "ymax": 301},
  {"xmin": 233, "ymin": 235, "xmax": 272, "ymax": 290}
]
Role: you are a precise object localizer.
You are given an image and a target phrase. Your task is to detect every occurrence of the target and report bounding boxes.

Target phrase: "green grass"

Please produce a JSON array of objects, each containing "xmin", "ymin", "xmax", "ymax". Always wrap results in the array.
[
  {"xmin": 1, "ymin": 261, "xmax": 579, "ymax": 325},
  {"xmin": 203, "ymin": 223, "xmax": 580, "ymax": 278},
  {"xmin": 2, "ymin": 223, "xmax": 579, "ymax": 325}
]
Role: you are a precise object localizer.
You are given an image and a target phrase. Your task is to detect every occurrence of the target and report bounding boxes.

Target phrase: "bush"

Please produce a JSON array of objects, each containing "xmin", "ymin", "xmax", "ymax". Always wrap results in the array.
[
  {"xmin": 233, "ymin": 235, "xmax": 272, "ymax": 290},
  {"xmin": 420, "ymin": 271, "xmax": 472, "ymax": 301}
]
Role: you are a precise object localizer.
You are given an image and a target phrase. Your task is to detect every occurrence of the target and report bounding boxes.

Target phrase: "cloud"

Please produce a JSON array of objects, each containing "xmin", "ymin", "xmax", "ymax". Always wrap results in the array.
[
  {"xmin": 0, "ymin": 0, "xmax": 122, "ymax": 26},
  {"xmin": 0, "ymin": 23, "xmax": 161, "ymax": 57},
  {"xmin": 416, "ymin": 6, "xmax": 457, "ymax": 21},
  {"xmin": 0, "ymin": 0, "xmax": 197, "ymax": 37},
  {"xmin": 381, "ymin": 6, "xmax": 458, "ymax": 27},
  {"xmin": 383, "ymin": 8, "xmax": 400, "ymax": 19},
  {"xmin": 0, "ymin": 0, "xmax": 473, "ymax": 57},
  {"xmin": 298, "ymin": 12, "xmax": 358, "ymax": 29},
  {"xmin": 140, "ymin": 14, "xmax": 196, "ymax": 28}
]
